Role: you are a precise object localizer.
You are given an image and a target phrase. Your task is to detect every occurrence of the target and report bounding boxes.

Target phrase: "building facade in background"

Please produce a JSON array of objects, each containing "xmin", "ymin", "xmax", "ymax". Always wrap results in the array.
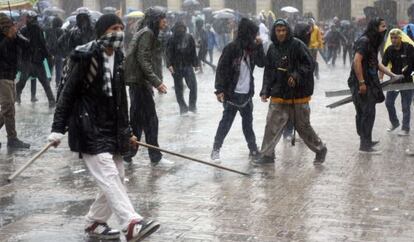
[{"xmin": 50, "ymin": 0, "xmax": 412, "ymax": 21}]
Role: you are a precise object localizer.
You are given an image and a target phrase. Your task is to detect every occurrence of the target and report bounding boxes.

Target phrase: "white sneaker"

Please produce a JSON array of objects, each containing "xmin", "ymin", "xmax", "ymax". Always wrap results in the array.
[
  {"xmin": 124, "ymin": 219, "xmax": 160, "ymax": 242},
  {"xmin": 398, "ymin": 130, "xmax": 410, "ymax": 136},
  {"xmin": 359, "ymin": 148, "xmax": 382, "ymax": 155}
]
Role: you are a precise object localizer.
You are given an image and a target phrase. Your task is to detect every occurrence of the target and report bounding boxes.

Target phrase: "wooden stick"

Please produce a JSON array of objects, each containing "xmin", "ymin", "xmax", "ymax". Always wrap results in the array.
[
  {"xmin": 7, "ymin": 142, "xmax": 55, "ymax": 182},
  {"xmin": 135, "ymin": 141, "xmax": 250, "ymax": 177}
]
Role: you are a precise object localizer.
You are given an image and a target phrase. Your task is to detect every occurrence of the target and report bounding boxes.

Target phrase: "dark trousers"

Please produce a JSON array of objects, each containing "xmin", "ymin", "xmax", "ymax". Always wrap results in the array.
[
  {"xmin": 213, "ymin": 94, "xmax": 258, "ymax": 152},
  {"xmin": 343, "ymin": 45, "xmax": 353, "ymax": 65},
  {"xmin": 309, "ymin": 48, "xmax": 319, "ymax": 79},
  {"xmin": 172, "ymin": 66, "xmax": 197, "ymax": 113},
  {"xmin": 17, "ymin": 63, "xmax": 55, "ymax": 103},
  {"xmin": 326, "ymin": 46, "xmax": 338, "ymax": 66},
  {"xmin": 129, "ymin": 86, "xmax": 162, "ymax": 162},
  {"xmin": 208, "ymin": 48, "xmax": 214, "ymax": 64},
  {"xmin": 385, "ymin": 90, "xmax": 413, "ymax": 131},
  {"xmin": 352, "ymin": 90, "xmax": 377, "ymax": 149},
  {"xmin": 51, "ymin": 55, "xmax": 64, "ymax": 88}
]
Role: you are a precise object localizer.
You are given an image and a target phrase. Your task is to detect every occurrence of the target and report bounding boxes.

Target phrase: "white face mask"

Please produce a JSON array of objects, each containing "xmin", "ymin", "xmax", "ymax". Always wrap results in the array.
[{"xmin": 99, "ymin": 31, "xmax": 125, "ymax": 49}]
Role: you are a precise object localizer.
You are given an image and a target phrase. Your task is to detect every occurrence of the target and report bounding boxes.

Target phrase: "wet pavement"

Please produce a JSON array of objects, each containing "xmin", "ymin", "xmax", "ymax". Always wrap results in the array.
[{"xmin": 1, "ymin": 57, "xmax": 414, "ymax": 242}]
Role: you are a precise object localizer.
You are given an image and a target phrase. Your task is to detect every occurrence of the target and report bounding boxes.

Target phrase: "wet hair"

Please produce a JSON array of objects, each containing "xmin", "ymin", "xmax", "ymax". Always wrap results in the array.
[{"xmin": 363, "ymin": 17, "xmax": 386, "ymax": 50}]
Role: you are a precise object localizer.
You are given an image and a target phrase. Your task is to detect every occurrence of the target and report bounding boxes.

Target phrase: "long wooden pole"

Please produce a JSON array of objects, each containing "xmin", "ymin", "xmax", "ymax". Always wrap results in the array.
[
  {"xmin": 7, "ymin": 142, "xmax": 55, "ymax": 182},
  {"xmin": 135, "ymin": 141, "xmax": 250, "ymax": 177}
]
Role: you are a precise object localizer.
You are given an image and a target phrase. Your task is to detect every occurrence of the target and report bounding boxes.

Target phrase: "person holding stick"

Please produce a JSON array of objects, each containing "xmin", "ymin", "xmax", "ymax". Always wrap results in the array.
[
  {"xmin": 349, "ymin": 18, "xmax": 400, "ymax": 154},
  {"xmin": 47, "ymin": 14, "xmax": 160, "ymax": 242},
  {"xmin": 257, "ymin": 19, "xmax": 327, "ymax": 164}
]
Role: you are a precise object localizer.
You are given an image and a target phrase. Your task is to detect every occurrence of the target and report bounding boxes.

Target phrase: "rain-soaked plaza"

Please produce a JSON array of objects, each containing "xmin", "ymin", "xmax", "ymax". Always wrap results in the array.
[{"xmin": 1, "ymin": 60, "xmax": 414, "ymax": 242}]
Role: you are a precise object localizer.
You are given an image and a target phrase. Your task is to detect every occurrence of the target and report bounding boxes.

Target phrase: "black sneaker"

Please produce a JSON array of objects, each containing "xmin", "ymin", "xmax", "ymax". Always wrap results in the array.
[
  {"xmin": 314, "ymin": 146, "xmax": 327, "ymax": 164},
  {"xmin": 124, "ymin": 219, "xmax": 160, "ymax": 242},
  {"xmin": 85, "ymin": 222, "xmax": 120, "ymax": 240},
  {"xmin": 7, "ymin": 138, "xmax": 30, "ymax": 149},
  {"xmin": 31, "ymin": 97, "xmax": 38, "ymax": 103},
  {"xmin": 387, "ymin": 123, "xmax": 400, "ymax": 132},
  {"xmin": 369, "ymin": 140, "xmax": 380, "ymax": 147},
  {"xmin": 254, "ymin": 156, "xmax": 275, "ymax": 164}
]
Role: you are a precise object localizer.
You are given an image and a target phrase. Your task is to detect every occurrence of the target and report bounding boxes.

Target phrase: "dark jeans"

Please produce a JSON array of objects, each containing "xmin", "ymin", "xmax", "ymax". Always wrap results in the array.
[
  {"xmin": 309, "ymin": 48, "xmax": 319, "ymax": 79},
  {"xmin": 53, "ymin": 55, "xmax": 64, "ymax": 88},
  {"xmin": 128, "ymin": 86, "xmax": 162, "ymax": 162},
  {"xmin": 208, "ymin": 48, "xmax": 214, "ymax": 64},
  {"xmin": 17, "ymin": 63, "xmax": 55, "ymax": 103},
  {"xmin": 326, "ymin": 46, "xmax": 339, "ymax": 66},
  {"xmin": 385, "ymin": 90, "xmax": 413, "ymax": 131},
  {"xmin": 172, "ymin": 66, "xmax": 197, "ymax": 113},
  {"xmin": 352, "ymin": 89, "xmax": 377, "ymax": 149},
  {"xmin": 213, "ymin": 94, "xmax": 258, "ymax": 152},
  {"xmin": 343, "ymin": 45, "xmax": 353, "ymax": 65}
]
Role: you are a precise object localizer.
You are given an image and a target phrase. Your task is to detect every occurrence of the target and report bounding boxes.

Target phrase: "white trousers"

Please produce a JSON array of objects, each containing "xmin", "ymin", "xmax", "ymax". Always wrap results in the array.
[{"xmin": 83, "ymin": 153, "xmax": 142, "ymax": 229}]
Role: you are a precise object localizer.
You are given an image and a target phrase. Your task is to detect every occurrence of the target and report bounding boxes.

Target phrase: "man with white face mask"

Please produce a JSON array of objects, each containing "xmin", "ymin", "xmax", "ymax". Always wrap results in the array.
[{"xmin": 48, "ymin": 14, "xmax": 160, "ymax": 242}]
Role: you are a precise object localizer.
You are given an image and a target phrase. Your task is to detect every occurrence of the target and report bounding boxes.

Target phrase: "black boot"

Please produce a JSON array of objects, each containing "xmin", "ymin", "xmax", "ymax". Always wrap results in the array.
[{"xmin": 7, "ymin": 138, "xmax": 30, "ymax": 149}]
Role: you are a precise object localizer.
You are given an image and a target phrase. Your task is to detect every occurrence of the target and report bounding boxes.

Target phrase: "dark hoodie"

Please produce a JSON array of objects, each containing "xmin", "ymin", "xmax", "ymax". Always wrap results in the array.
[
  {"xmin": 261, "ymin": 19, "xmax": 315, "ymax": 100},
  {"xmin": 166, "ymin": 21, "xmax": 198, "ymax": 68},
  {"xmin": 45, "ymin": 17, "xmax": 64, "ymax": 56},
  {"xmin": 125, "ymin": 7, "xmax": 167, "ymax": 87},
  {"xmin": 215, "ymin": 18, "xmax": 265, "ymax": 100},
  {"xmin": 20, "ymin": 17, "xmax": 49, "ymax": 64}
]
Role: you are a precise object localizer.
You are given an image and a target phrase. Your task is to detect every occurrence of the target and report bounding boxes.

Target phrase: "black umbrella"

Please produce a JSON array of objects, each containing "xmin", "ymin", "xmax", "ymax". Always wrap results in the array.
[{"xmin": 182, "ymin": 0, "xmax": 200, "ymax": 8}]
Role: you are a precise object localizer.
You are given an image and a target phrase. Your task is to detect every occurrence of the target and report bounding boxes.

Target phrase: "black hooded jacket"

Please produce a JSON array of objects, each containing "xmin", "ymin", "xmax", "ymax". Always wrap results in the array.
[
  {"xmin": 52, "ymin": 41, "xmax": 131, "ymax": 155},
  {"xmin": 261, "ymin": 20, "xmax": 315, "ymax": 99},
  {"xmin": 215, "ymin": 18, "xmax": 265, "ymax": 100},
  {"xmin": 20, "ymin": 21, "xmax": 49, "ymax": 64},
  {"xmin": 166, "ymin": 21, "xmax": 199, "ymax": 68},
  {"xmin": 0, "ymin": 32, "xmax": 29, "ymax": 80}
]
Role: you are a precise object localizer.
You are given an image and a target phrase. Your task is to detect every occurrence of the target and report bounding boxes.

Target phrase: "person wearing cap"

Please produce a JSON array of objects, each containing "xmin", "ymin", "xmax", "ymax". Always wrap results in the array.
[
  {"xmin": 125, "ymin": 7, "xmax": 168, "ymax": 164},
  {"xmin": 210, "ymin": 18, "xmax": 265, "ymax": 161},
  {"xmin": 48, "ymin": 14, "xmax": 160, "ymax": 242},
  {"xmin": 381, "ymin": 29, "xmax": 414, "ymax": 136},
  {"xmin": 257, "ymin": 19, "xmax": 327, "ymax": 164},
  {"xmin": 0, "ymin": 13, "xmax": 31, "ymax": 149}
]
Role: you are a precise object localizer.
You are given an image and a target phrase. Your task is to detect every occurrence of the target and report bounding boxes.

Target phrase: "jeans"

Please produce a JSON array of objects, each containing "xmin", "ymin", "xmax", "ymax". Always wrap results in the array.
[
  {"xmin": 343, "ymin": 45, "xmax": 353, "ymax": 65},
  {"xmin": 128, "ymin": 86, "xmax": 162, "ymax": 162},
  {"xmin": 213, "ymin": 93, "xmax": 258, "ymax": 152},
  {"xmin": 83, "ymin": 153, "xmax": 142, "ymax": 229},
  {"xmin": 352, "ymin": 89, "xmax": 377, "ymax": 149},
  {"xmin": 326, "ymin": 46, "xmax": 339, "ymax": 66},
  {"xmin": 208, "ymin": 48, "xmax": 214, "ymax": 64},
  {"xmin": 385, "ymin": 90, "xmax": 413, "ymax": 131},
  {"xmin": 172, "ymin": 66, "xmax": 197, "ymax": 113}
]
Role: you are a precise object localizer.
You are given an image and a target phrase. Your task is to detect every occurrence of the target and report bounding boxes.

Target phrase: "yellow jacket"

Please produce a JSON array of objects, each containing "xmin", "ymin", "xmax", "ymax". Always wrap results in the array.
[{"xmin": 309, "ymin": 24, "xmax": 324, "ymax": 49}]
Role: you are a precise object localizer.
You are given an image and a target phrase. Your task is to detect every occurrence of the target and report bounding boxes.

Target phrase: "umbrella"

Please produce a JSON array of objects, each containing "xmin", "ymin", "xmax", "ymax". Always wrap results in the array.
[
  {"xmin": 103, "ymin": 6, "xmax": 117, "ymax": 14},
  {"xmin": 0, "ymin": 10, "xmax": 19, "ymax": 18},
  {"xmin": 127, "ymin": 10, "xmax": 144, "ymax": 18},
  {"xmin": 182, "ymin": 0, "xmax": 200, "ymax": 8},
  {"xmin": 281, "ymin": 6, "xmax": 299, "ymax": 13},
  {"xmin": 340, "ymin": 20, "xmax": 351, "ymax": 27},
  {"xmin": 202, "ymin": 7, "xmax": 213, "ymax": 13},
  {"xmin": 213, "ymin": 8, "xmax": 235, "ymax": 15},
  {"xmin": 43, "ymin": 6, "xmax": 65, "ymax": 15},
  {"xmin": 213, "ymin": 11, "xmax": 235, "ymax": 19},
  {"xmin": 89, "ymin": 11, "xmax": 103, "ymax": 21}
]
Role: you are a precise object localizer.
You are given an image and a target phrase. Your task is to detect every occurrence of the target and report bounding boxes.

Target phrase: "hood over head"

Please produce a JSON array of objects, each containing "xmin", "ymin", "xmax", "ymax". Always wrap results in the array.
[
  {"xmin": 139, "ymin": 7, "xmax": 167, "ymax": 37},
  {"xmin": 270, "ymin": 18, "xmax": 293, "ymax": 44},
  {"xmin": 76, "ymin": 13, "xmax": 91, "ymax": 30}
]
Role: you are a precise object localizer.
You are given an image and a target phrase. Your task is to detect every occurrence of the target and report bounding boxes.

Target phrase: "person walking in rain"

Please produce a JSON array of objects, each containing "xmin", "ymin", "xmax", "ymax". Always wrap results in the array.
[
  {"xmin": 48, "ymin": 14, "xmax": 160, "ymax": 242},
  {"xmin": 125, "ymin": 8, "xmax": 168, "ymax": 164},
  {"xmin": 0, "ymin": 13, "xmax": 31, "ymax": 149},
  {"xmin": 308, "ymin": 18, "xmax": 323, "ymax": 79},
  {"xmin": 257, "ymin": 19, "xmax": 327, "ymax": 164},
  {"xmin": 381, "ymin": 29, "xmax": 414, "ymax": 136},
  {"xmin": 211, "ymin": 18, "xmax": 265, "ymax": 161},
  {"xmin": 349, "ymin": 18, "xmax": 401, "ymax": 154},
  {"xmin": 166, "ymin": 21, "xmax": 199, "ymax": 114},
  {"xmin": 16, "ymin": 11, "xmax": 56, "ymax": 108}
]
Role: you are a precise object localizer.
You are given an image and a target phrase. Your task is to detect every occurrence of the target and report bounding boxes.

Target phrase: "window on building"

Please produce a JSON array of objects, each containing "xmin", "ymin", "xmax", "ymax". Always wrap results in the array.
[
  {"xmin": 142, "ymin": 0, "xmax": 167, "ymax": 10},
  {"xmin": 318, "ymin": 0, "xmax": 351, "ymax": 20},
  {"xmin": 225, "ymin": 0, "xmax": 256, "ymax": 15}
]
